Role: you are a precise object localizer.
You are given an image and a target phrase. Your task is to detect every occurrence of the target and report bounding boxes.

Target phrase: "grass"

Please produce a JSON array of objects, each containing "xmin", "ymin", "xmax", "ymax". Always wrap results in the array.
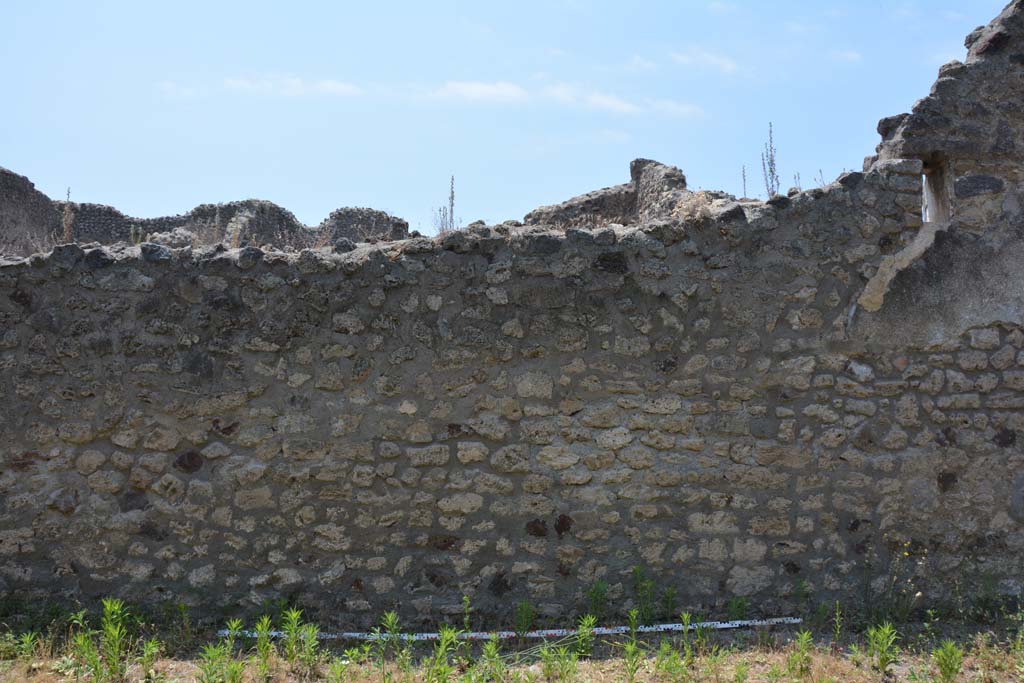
[{"xmin": 1, "ymin": 598, "xmax": 1023, "ymax": 682}]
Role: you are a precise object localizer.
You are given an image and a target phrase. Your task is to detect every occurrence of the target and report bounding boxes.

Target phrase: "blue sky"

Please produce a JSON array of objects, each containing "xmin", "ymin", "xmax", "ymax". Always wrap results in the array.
[{"xmin": 0, "ymin": 1, "xmax": 1008, "ymax": 234}]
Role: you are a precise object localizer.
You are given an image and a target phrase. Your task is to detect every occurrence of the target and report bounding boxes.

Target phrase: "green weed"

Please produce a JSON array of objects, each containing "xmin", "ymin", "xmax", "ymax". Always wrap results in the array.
[
  {"xmin": 661, "ymin": 587, "xmax": 678, "ymax": 620},
  {"xmin": 653, "ymin": 640, "xmax": 687, "ymax": 683},
  {"xmin": 622, "ymin": 639, "xmax": 643, "ymax": 683},
  {"xmin": 71, "ymin": 629, "xmax": 103, "ymax": 680},
  {"xmin": 786, "ymin": 630, "xmax": 813, "ymax": 679},
  {"xmin": 575, "ymin": 614, "xmax": 596, "ymax": 659},
  {"xmin": 932, "ymin": 639, "xmax": 964, "ymax": 683},
  {"xmin": 514, "ymin": 601, "xmax": 536, "ymax": 638},
  {"xmin": 0, "ymin": 632, "xmax": 17, "ymax": 660},
  {"xmin": 281, "ymin": 607, "xmax": 304, "ymax": 666},
  {"xmin": 196, "ymin": 642, "xmax": 228, "ymax": 683},
  {"xmin": 424, "ymin": 625, "xmax": 459, "ymax": 683},
  {"xmin": 252, "ymin": 614, "xmax": 274, "ymax": 682},
  {"xmin": 139, "ymin": 637, "xmax": 162, "ymax": 682},
  {"xmin": 726, "ymin": 597, "xmax": 749, "ymax": 622},
  {"xmin": 539, "ymin": 643, "xmax": 556, "ymax": 681},
  {"xmin": 633, "ymin": 566, "xmax": 656, "ymax": 625},
  {"xmin": 866, "ymin": 622, "xmax": 899, "ymax": 674},
  {"xmin": 832, "ymin": 601, "xmax": 843, "ymax": 648},
  {"xmin": 326, "ymin": 656, "xmax": 350, "ymax": 683},
  {"xmin": 481, "ymin": 634, "xmax": 506, "ymax": 681},
  {"xmin": 733, "ymin": 659, "xmax": 750, "ymax": 683},
  {"xmin": 587, "ymin": 581, "xmax": 609, "ymax": 620},
  {"xmin": 16, "ymin": 631, "xmax": 39, "ymax": 661},
  {"xmin": 298, "ymin": 623, "xmax": 320, "ymax": 677},
  {"xmin": 553, "ymin": 645, "xmax": 578, "ymax": 682}
]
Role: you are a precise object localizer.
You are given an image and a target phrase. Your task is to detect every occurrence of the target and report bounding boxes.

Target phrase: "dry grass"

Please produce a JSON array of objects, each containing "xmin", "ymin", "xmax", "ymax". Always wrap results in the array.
[
  {"xmin": 1, "ymin": 626, "xmax": 1021, "ymax": 683},
  {"xmin": 670, "ymin": 191, "xmax": 716, "ymax": 223},
  {"xmin": 61, "ymin": 198, "xmax": 74, "ymax": 244},
  {"xmin": 0, "ymin": 649, "xmax": 1016, "ymax": 683}
]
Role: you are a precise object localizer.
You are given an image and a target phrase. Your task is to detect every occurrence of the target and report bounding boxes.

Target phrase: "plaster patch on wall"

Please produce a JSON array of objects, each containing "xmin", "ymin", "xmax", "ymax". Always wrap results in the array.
[{"xmin": 858, "ymin": 219, "xmax": 950, "ymax": 312}]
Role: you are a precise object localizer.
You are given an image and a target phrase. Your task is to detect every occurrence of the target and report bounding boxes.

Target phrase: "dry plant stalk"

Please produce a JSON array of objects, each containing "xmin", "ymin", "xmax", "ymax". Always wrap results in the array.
[{"xmin": 62, "ymin": 187, "xmax": 74, "ymax": 243}]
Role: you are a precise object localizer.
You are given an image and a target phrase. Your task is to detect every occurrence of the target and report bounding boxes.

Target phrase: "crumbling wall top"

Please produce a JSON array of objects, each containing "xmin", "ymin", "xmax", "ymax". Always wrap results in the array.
[{"xmin": 875, "ymin": 0, "xmax": 1024, "ymax": 166}]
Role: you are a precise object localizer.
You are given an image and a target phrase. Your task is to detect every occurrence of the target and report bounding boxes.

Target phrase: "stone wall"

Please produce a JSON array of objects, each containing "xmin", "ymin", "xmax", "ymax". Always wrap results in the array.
[
  {"xmin": 0, "ymin": 178, "xmax": 409, "ymax": 256},
  {"xmin": 0, "ymin": 168, "xmax": 62, "ymax": 254},
  {"xmin": 522, "ymin": 158, "xmax": 689, "ymax": 230},
  {"xmin": 1, "ymin": 2, "xmax": 1023, "ymax": 630},
  {"xmin": 318, "ymin": 208, "xmax": 410, "ymax": 244}
]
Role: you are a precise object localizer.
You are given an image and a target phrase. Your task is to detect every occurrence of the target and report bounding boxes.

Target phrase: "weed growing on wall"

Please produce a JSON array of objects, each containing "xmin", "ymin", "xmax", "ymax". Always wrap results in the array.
[{"xmin": 761, "ymin": 122, "xmax": 780, "ymax": 197}]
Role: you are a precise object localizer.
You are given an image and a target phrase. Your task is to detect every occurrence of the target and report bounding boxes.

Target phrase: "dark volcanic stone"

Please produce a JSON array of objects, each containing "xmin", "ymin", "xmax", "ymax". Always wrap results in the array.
[
  {"xmin": 525, "ymin": 519, "xmax": 548, "ymax": 537},
  {"xmin": 83, "ymin": 248, "xmax": 114, "ymax": 269},
  {"xmin": 594, "ymin": 251, "xmax": 628, "ymax": 273},
  {"xmin": 955, "ymin": 174, "xmax": 1005, "ymax": 198},
  {"xmin": 140, "ymin": 242, "xmax": 172, "ymax": 263},
  {"xmin": 174, "ymin": 450, "xmax": 203, "ymax": 474}
]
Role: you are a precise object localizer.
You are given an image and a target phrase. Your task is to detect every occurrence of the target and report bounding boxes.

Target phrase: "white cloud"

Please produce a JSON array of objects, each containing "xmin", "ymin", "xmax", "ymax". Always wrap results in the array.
[
  {"xmin": 156, "ymin": 80, "xmax": 196, "ymax": 98},
  {"xmin": 541, "ymin": 83, "xmax": 578, "ymax": 104},
  {"xmin": 224, "ymin": 75, "xmax": 360, "ymax": 97},
  {"xmin": 584, "ymin": 91, "xmax": 641, "ymax": 114},
  {"xmin": 648, "ymin": 99, "xmax": 704, "ymax": 117},
  {"xmin": 541, "ymin": 84, "xmax": 700, "ymax": 117},
  {"xmin": 216, "ymin": 74, "xmax": 689, "ymax": 119},
  {"xmin": 432, "ymin": 80, "xmax": 529, "ymax": 103},
  {"xmin": 625, "ymin": 55, "xmax": 657, "ymax": 71},
  {"xmin": 707, "ymin": 1, "xmax": 735, "ymax": 12},
  {"xmin": 830, "ymin": 49, "xmax": 863, "ymax": 63},
  {"xmin": 671, "ymin": 47, "xmax": 738, "ymax": 74},
  {"xmin": 784, "ymin": 20, "xmax": 822, "ymax": 34},
  {"xmin": 315, "ymin": 79, "xmax": 361, "ymax": 96},
  {"xmin": 539, "ymin": 84, "xmax": 641, "ymax": 114}
]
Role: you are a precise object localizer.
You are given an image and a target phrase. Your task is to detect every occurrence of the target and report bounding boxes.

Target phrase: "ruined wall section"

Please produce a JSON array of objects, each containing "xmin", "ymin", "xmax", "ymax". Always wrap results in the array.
[
  {"xmin": 875, "ymin": 0, "xmax": 1024, "ymax": 234},
  {"xmin": 318, "ymin": 208, "xmax": 410, "ymax": 244},
  {"xmin": 859, "ymin": 0, "xmax": 1024, "ymax": 347},
  {"xmin": 522, "ymin": 159, "xmax": 689, "ymax": 230},
  {"xmin": 2, "ymin": 156, "xmax": 1020, "ymax": 628},
  {"xmin": 49, "ymin": 200, "xmax": 322, "ymax": 250},
  {"xmin": 0, "ymin": 168, "xmax": 61, "ymax": 253},
  {"xmin": 0, "ymin": 178, "xmax": 409, "ymax": 255}
]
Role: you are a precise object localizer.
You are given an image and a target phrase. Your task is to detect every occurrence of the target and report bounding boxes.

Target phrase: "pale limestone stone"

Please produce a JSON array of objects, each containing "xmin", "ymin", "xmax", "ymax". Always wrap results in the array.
[
  {"xmin": 688, "ymin": 512, "xmax": 739, "ymax": 534},
  {"xmin": 408, "ymin": 445, "xmax": 449, "ymax": 467},
  {"xmin": 456, "ymin": 442, "xmax": 488, "ymax": 464},
  {"xmin": 502, "ymin": 318, "xmax": 525, "ymax": 338},
  {"xmin": 84, "ymin": 470, "xmax": 124, "ymax": 494},
  {"xmin": 188, "ymin": 564, "xmax": 216, "ymax": 588},
  {"xmin": 733, "ymin": 538, "xmax": 768, "ymax": 563},
  {"xmin": 75, "ymin": 450, "xmax": 107, "ymax": 475},
  {"xmin": 58, "ymin": 422, "xmax": 96, "ymax": 445},
  {"xmin": 596, "ymin": 427, "xmax": 633, "ymax": 450},
  {"xmin": 201, "ymin": 442, "xmax": 231, "ymax": 459},
  {"xmin": 515, "ymin": 371, "xmax": 553, "ymax": 399},
  {"xmin": 110, "ymin": 429, "xmax": 139, "ymax": 448},
  {"xmin": 313, "ymin": 524, "xmax": 351, "ymax": 552},
  {"xmin": 437, "ymin": 492, "xmax": 484, "ymax": 515},
  {"xmin": 726, "ymin": 565, "xmax": 774, "ymax": 595},
  {"xmin": 234, "ymin": 487, "xmax": 274, "ymax": 510},
  {"xmin": 537, "ymin": 446, "xmax": 578, "ymax": 470},
  {"xmin": 152, "ymin": 473, "xmax": 184, "ymax": 501},
  {"xmin": 143, "ymin": 426, "xmax": 180, "ymax": 451}
]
